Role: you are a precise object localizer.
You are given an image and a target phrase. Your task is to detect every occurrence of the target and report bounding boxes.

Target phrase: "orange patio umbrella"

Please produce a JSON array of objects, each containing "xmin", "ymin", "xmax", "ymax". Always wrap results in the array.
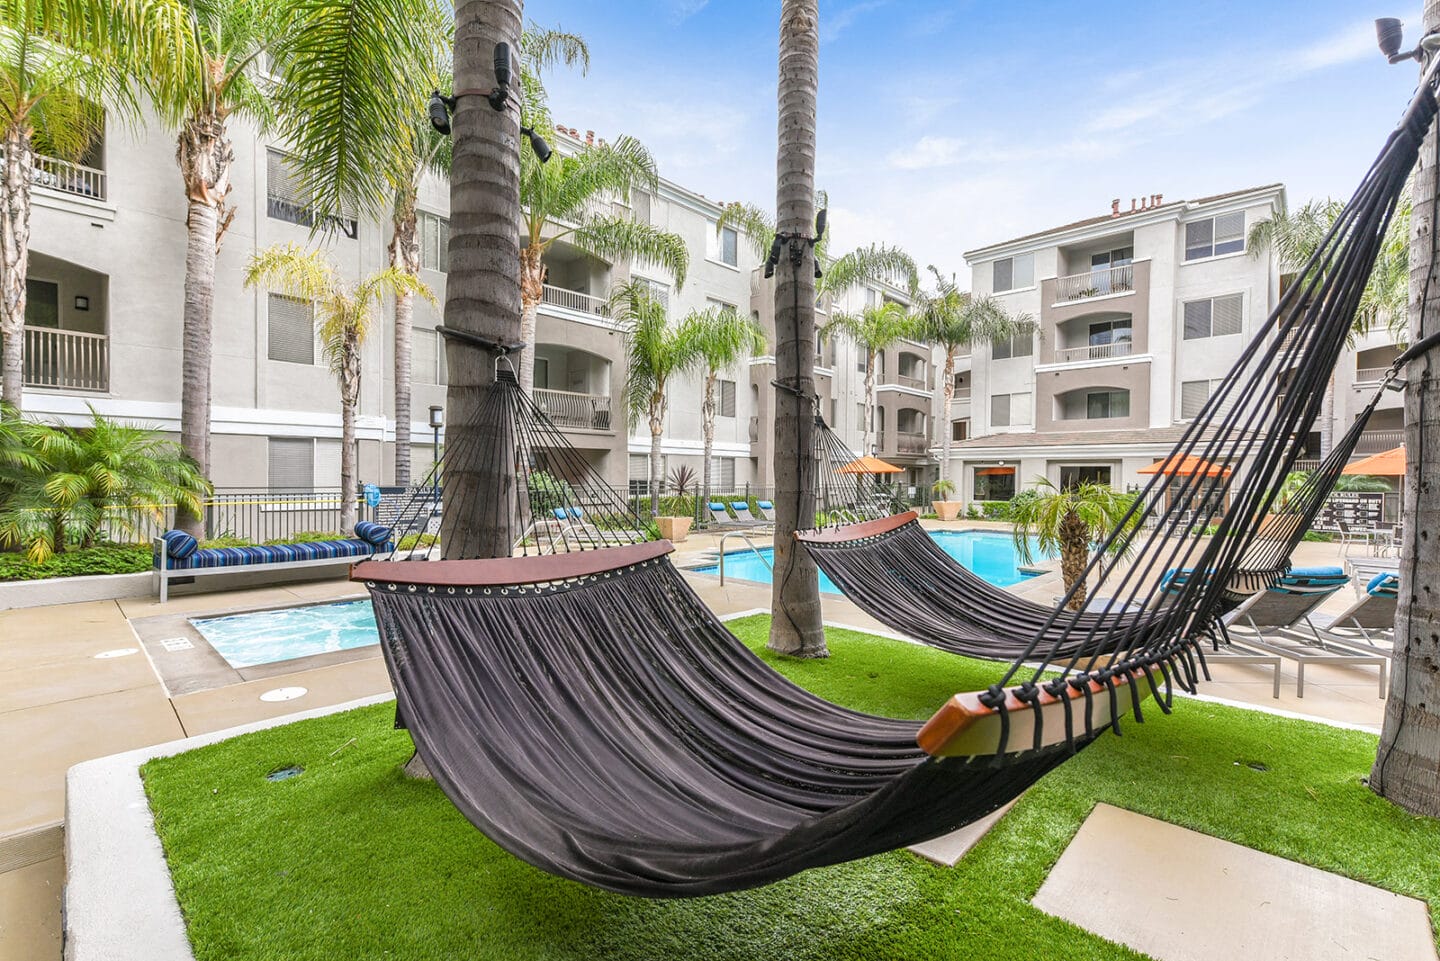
[
  {"xmin": 1342, "ymin": 445, "xmax": 1405, "ymax": 476},
  {"xmin": 837, "ymin": 455, "xmax": 904, "ymax": 475},
  {"xmin": 1138, "ymin": 453, "xmax": 1232, "ymax": 477}
]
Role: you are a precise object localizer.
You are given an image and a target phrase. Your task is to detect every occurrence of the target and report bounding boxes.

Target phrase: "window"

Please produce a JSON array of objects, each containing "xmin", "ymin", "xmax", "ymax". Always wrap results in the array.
[
  {"xmin": 973, "ymin": 466, "xmax": 1016, "ymax": 501},
  {"xmin": 24, "ymin": 279, "xmax": 58, "ymax": 328},
  {"xmin": 719, "ymin": 379, "xmax": 736, "ymax": 417},
  {"xmin": 635, "ymin": 277, "xmax": 669, "ymax": 313},
  {"xmin": 632, "ymin": 190, "xmax": 651, "ymax": 225},
  {"xmin": 716, "ymin": 457, "xmax": 736, "ymax": 490},
  {"xmin": 719, "ymin": 226, "xmax": 738, "ymax": 267},
  {"xmin": 1060, "ymin": 465, "xmax": 1112, "ymax": 489},
  {"xmin": 1087, "ymin": 318, "xmax": 1132, "ymax": 347},
  {"xmin": 865, "ymin": 287, "xmax": 878, "ymax": 307},
  {"xmin": 992, "ymin": 253, "xmax": 1035, "ymax": 292},
  {"xmin": 266, "ymin": 149, "xmax": 358, "ymax": 238},
  {"xmin": 268, "ymin": 438, "xmax": 314, "ymax": 489},
  {"xmin": 991, "ymin": 391, "xmax": 1031, "ymax": 427},
  {"xmin": 951, "ymin": 419, "xmax": 970, "ymax": 442},
  {"xmin": 414, "ymin": 328, "xmax": 439, "ymax": 385},
  {"xmin": 856, "ymin": 350, "xmax": 867, "ymax": 372},
  {"xmin": 1180, "ymin": 379, "xmax": 1221, "ymax": 419},
  {"xmin": 418, "ymin": 212, "xmax": 449, "ymax": 272},
  {"xmin": 629, "ymin": 454, "xmax": 665, "ymax": 497},
  {"xmin": 267, "ymin": 294, "xmax": 314, "ymax": 364},
  {"xmin": 856, "ymin": 403, "xmax": 865, "ymax": 427},
  {"xmin": 1085, "ymin": 389, "xmax": 1130, "ymax": 419},
  {"xmin": 1184, "ymin": 211, "xmax": 1245, "ymax": 260},
  {"xmin": 1183, "ymin": 293, "xmax": 1243, "ymax": 340},
  {"xmin": 991, "ymin": 331, "xmax": 1033, "ymax": 360}
]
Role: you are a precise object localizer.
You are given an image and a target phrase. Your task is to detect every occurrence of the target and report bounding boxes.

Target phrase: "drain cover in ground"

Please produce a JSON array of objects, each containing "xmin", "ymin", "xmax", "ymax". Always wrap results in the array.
[{"xmin": 1033, "ymin": 803, "xmax": 1437, "ymax": 961}]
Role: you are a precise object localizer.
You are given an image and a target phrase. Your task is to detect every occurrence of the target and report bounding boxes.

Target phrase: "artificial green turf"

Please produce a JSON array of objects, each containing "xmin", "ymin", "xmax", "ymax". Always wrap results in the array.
[{"xmin": 142, "ymin": 615, "xmax": 1440, "ymax": 960}]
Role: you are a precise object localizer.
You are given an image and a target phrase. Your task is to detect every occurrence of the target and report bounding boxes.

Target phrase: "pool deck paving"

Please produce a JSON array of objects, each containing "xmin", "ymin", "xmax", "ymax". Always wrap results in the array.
[{"xmin": 0, "ymin": 523, "xmax": 1415, "ymax": 960}]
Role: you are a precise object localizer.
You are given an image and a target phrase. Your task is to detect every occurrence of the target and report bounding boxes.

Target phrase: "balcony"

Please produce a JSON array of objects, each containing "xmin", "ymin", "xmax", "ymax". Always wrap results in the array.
[
  {"xmin": 534, "ymin": 388, "xmax": 612, "ymax": 431},
  {"xmin": 1053, "ymin": 264, "xmax": 1134, "ymax": 304},
  {"xmin": 540, "ymin": 284, "xmax": 609, "ymax": 319},
  {"xmin": 1355, "ymin": 366, "xmax": 1391, "ymax": 384},
  {"xmin": 894, "ymin": 431, "xmax": 929, "ymax": 454},
  {"xmin": 3, "ymin": 151, "xmax": 108, "ymax": 202},
  {"xmin": 1355, "ymin": 429, "xmax": 1404, "ymax": 455},
  {"xmin": 1055, "ymin": 340, "xmax": 1134, "ymax": 364},
  {"xmin": 951, "ymin": 387, "xmax": 972, "ymax": 402},
  {"xmin": 22, "ymin": 326, "xmax": 109, "ymax": 392}
]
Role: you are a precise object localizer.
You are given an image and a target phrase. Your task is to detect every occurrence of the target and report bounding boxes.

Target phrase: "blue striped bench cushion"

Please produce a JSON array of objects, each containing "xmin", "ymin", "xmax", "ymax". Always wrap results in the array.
[{"xmin": 163, "ymin": 539, "xmax": 385, "ymax": 571}]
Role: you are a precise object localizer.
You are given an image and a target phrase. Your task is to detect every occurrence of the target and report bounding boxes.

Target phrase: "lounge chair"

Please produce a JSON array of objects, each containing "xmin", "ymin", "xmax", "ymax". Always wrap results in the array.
[
  {"xmin": 1294, "ymin": 573, "xmax": 1398, "ymax": 656},
  {"xmin": 1222, "ymin": 580, "xmax": 1387, "ymax": 698},
  {"xmin": 755, "ymin": 500, "xmax": 777, "ymax": 523},
  {"xmin": 707, "ymin": 502, "xmax": 765, "ymax": 530}
]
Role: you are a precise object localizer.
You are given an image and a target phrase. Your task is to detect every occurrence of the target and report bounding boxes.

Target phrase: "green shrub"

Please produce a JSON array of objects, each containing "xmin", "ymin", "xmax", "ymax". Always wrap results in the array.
[
  {"xmin": 1301, "ymin": 530, "xmax": 1335, "ymax": 542},
  {"xmin": 0, "ymin": 544, "xmax": 151, "ymax": 581},
  {"xmin": 397, "ymin": 532, "xmax": 440, "ymax": 550},
  {"xmin": 527, "ymin": 471, "xmax": 575, "ymax": 517},
  {"xmin": 965, "ymin": 504, "xmax": 982, "ymax": 520},
  {"xmin": 980, "ymin": 501, "xmax": 1011, "ymax": 520},
  {"xmin": 263, "ymin": 530, "xmax": 344, "ymax": 545},
  {"xmin": 656, "ymin": 494, "xmax": 697, "ymax": 518},
  {"xmin": 200, "ymin": 536, "xmax": 254, "ymax": 550}
]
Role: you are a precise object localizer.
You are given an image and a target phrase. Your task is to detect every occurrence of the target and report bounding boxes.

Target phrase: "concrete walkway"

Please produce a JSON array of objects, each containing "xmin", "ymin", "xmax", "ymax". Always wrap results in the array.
[{"xmin": 0, "ymin": 526, "xmax": 1397, "ymax": 960}]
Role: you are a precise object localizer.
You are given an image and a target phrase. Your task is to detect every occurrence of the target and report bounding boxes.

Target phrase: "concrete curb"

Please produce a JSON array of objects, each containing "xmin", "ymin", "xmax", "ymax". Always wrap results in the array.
[
  {"xmin": 0, "ymin": 571, "xmax": 153, "ymax": 611},
  {"xmin": 63, "ymin": 692, "xmax": 395, "ymax": 961}
]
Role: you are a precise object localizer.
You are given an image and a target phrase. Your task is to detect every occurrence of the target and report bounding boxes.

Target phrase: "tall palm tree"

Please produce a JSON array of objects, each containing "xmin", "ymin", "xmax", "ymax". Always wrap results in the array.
[
  {"xmin": 768, "ymin": 0, "xmax": 825, "ymax": 658},
  {"xmin": 688, "ymin": 306, "xmax": 766, "ymax": 505},
  {"xmin": 1248, "ymin": 196, "xmax": 1410, "ymax": 456},
  {"xmin": 0, "ymin": 0, "xmax": 192, "ymax": 411},
  {"xmin": 518, "ymin": 134, "xmax": 688, "ymax": 396},
  {"xmin": 1371, "ymin": 0, "xmax": 1439, "ymax": 816},
  {"xmin": 245, "ymin": 243, "xmax": 434, "ymax": 531},
  {"xmin": 1010, "ymin": 478, "xmax": 1135, "ymax": 612},
  {"xmin": 916, "ymin": 267, "xmax": 1034, "ymax": 486},
  {"xmin": 826, "ymin": 301, "xmax": 915, "ymax": 454},
  {"xmin": 146, "ymin": 0, "xmax": 273, "ymax": 535},
  {"xmin": 615, "ymin": 281, "xmax": 701, "ymax": 517}
]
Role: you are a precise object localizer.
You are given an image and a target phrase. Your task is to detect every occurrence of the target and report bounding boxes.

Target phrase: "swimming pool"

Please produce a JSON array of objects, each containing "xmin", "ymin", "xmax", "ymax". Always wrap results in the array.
[
  {"xmin": 192, "ymin": 600, "xmax": 379, "ymax": 669},
  {"xmin": 692, "ymin": 530, "xmax": 1049, "ymax": 592}
]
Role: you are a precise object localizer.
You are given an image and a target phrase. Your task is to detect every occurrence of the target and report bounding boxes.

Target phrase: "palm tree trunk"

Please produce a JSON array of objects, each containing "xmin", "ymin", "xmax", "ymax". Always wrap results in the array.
[
  {"xmin": 862, "ymin": 349, "xmax": 875, "ymax": 452},
  {"xmin": 175, "ymin": 109, "xmax": 234, "ymax": 537},
  {"xmin": 519, "ymin": 244, "xmax": 544, "ymax": 396},
  {"xmin": 939, "ymin": 347, "xmax": 955, "ymax": 486},
  {"xmin": 390, "ymin": 191, "xmax": 420, "ymax": 487},
  {"xmin": 1371, "ymin": 0, "xmax": 1440, "ymax": 814},
  {"xmin": 1, "ymin": 124, "xmax": 33, "ymax": 411},
  {"xmin": 702, "ymin": 370, "xmax": 717, "ymax": 505},
  {"xmin": 441, "ymin": 0, "xmax": 525, "ymax": 560},
  {"xmin": 339, "ymin": 359, "xmax": 360, "ymax": 532},
  {"xmin": 1318, "ymin": 371, "xmax": 1336, "ymax": 457},
  {"xmin": 1060, "ymin": 510, "xmax": 1088, "ymax": 612},
  {"xmin": 649, "ymin": 412, "xmax": 664, "ymax": 517},
  {"xmin": 767, "ymin": 0, "xmax": 826, "ymax": 658}
]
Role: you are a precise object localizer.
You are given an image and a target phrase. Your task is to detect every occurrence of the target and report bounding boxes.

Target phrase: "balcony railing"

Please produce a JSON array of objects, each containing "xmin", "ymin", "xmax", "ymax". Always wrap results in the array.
[
  {"xmin": 541, "ymin": 284, "xmax": 608, "ymax": 317},
  {"xmin": 1055, "ymin": 340, "xmax": 1134, "ymax": 364},
  {"xmin": 895, "ymin": 371, "xmax": 928, "ymax": 390},
  {"xmin": 22, "ymin": 326, "xmax": 109, "ymax": 391},
  {"xmin": 534, "ymin": 388, "xmax": 612, "ymax": 431},
  {"xmin": 2, "ymin": 151, "xmax": 108, "ymax": 202},
  {"xmin": 1355, "ymin": 366, "xmax": 1393, "ymax": 384},
  {"xmin": 895, "ymin": 431, "xmax": 929, "ymax": 454},
  {"xmin": 1054, "ymin": 264, "xmax": 1134, "ymax": 303},
  {"xmin": 1355, "ymin": 429, "xmax": 1404, "ymax": 455},
  {"xmin": 951, "ymin": 387, "xmax": 972, "ymax": 402}
]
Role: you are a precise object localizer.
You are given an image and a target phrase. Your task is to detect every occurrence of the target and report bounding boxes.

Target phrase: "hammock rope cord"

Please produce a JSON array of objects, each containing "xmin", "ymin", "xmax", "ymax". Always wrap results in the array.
[{"xmin": 347, "ymin": 74, "xmax": 1438, "ymax": 897}]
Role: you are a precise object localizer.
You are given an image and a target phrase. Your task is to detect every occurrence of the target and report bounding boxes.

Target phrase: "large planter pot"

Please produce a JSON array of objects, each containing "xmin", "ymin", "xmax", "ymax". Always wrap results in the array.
[
  {"xmin": 656, "ymin": 516, "xmax": 693, "ymax": 543},
  {"xmin": 932, "ymin": 501, "xmax": 963, "ymax": 522}
]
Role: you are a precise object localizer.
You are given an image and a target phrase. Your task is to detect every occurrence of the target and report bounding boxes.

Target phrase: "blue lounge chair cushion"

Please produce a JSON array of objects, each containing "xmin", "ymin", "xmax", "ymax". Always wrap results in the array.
[
  {"xmin": 757, "ymin": 500, "xmax": 774, "ymax": 510},
  {"xmin": 164, "ymin": 538, "xmax": 383, "ymax": 571},
  {"xmin": 354, "ymin": 521, "xmax": 393, "ymax": 546},
  {"xmin": 1287, "ymin": 566, "xmax": 1345, "ymax": 577},
  {"xmin": 1276, "ymin": 566, "xmax": 1348, "ymax": 590},
  {"xmin": 730, "ymin": 502, "xmax": 750, "ymax": 513},
  {"xmin": 708, "ymin": 502, "xmax": 727, "ymax": 512},
  {"xmin": 160, "ymin": 530, "xmax": 198, "ymax": 561},
  {"xmin": 1367, "ymin": 572, "xmax": 1400, "ymax": 597}
]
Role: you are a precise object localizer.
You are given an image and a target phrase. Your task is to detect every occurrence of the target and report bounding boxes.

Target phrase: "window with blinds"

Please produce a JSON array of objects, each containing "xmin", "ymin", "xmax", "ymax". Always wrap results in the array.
[
  {"xmin": 1182, "ymin": 293, "xmax": 1243, "ymax": 339},
  {"xmin": 716, "ymin": 457, "xmax": 736, "ymax": 490},
  {"xmin": 419, "ymin": 212, "xmax": 449, "ymax": 272},
  {"xmin": 1184, "ymin": 211, "xmax": 1245, "ymax": 260},
  {"xmin": 632, "ymin": 190, "xmax": 651, "ymax": 225},
  {"xmin": 266, "ymin": 148, "xmax": 358, "ymax": 238},
  {"xmin": 991, "ymin": 331, "xmax": 1033, "ymax": 360},
  {"xmin": 719, "ymin": 380, "xmax": 736, "ymax": 417},
  {"xmin": 268, "ymin": 438, "xmax": 314, "ymax": 490},
  {"xmin": 719, "ymin": 227, "xmax": 738, "ymax": 266},
  {"xmin": 991, "ymin": 391, "xmax": 1031, "ymax": 427},
  {"xmin": 413, "ymin": 328, "xmax": 447, "ymax": 385},
  {"xmin": 313, "ymin": 439, "xmax": 342, "ymax": 489},
  {"xmin": 635, "ymin": 277, "xmax": 669, "ymax": 313},
  {"xmin": 629, "ymin": 454, "xmax": 664, "ymax": 496},
  {"xmin": 1180, "ymin": 380, "xmax": 1217, "ymax": 419},
  {"xmin": 267, "ymin": 294, "xmax": 315, "ymax": 364},
  {"xmin": 992, "ymin": 253, "xmax": 1034, "ymax": 292}
]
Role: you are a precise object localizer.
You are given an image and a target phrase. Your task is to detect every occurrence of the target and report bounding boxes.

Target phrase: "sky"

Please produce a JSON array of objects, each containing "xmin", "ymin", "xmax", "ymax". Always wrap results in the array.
[{"xmin": 531, "ymin": 1, "xmax": 1424, "ymax": 284}]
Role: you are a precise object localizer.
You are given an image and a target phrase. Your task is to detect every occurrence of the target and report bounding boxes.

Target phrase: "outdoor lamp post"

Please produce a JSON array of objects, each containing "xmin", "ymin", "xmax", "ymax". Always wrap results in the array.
[{"xmin": 429, "ymin": 405, "xmax": 444, "ymax": 508}]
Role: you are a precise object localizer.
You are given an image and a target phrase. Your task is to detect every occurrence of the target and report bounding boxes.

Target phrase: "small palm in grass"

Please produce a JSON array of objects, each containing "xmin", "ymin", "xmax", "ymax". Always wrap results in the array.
[{"xmin": 1009, "ymin": 478, "xmax": 1137, "ymax": 612}]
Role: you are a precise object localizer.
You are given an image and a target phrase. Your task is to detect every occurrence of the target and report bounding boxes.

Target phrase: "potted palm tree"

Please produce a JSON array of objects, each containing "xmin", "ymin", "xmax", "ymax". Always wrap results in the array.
[
  {"xmin": 931, "ymin": 478, "xmax": 961, "ymax": 521},
  {"xmin": 1010, "ymin": 477, "xmax": 1137, "ymax": 612}
]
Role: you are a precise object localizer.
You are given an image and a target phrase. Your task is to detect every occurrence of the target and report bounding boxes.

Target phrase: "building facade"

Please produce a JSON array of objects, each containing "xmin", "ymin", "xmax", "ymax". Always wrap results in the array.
[{"xmin": 951, "ymin": 185, "xmax": 1289, "ymax": 502}]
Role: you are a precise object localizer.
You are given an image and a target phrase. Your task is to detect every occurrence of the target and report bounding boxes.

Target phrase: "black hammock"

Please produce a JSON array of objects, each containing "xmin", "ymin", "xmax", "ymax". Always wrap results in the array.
[{"xmin": 351, "ymin": 72, "xmax": 1436, "ymax": 898}]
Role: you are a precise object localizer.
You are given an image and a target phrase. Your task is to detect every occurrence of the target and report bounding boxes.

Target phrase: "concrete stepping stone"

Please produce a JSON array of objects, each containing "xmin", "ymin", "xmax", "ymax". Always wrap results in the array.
[
  {"xmin": 1034, "ymin": 803, "xmax": 1437, "ymax": 961},
  {"xmin": 907, "ymin": 801, "xmax": 1015, "ymax": 867}
]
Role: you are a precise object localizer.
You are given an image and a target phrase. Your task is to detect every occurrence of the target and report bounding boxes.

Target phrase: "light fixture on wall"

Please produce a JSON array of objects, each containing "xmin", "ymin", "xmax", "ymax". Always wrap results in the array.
[{"xmin": 74, "ymin": 296, "xmax": 89, "ymax": 311}]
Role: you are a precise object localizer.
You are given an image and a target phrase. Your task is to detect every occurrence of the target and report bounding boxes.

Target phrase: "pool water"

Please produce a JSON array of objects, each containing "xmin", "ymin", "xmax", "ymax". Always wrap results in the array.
[
  {"xmin": 192, "ymin": 600, "xmax": 380, "ymax": 669},
  {"xmin": 694, "ymin": 530, "xmax": 1049, "ymax": 592}
]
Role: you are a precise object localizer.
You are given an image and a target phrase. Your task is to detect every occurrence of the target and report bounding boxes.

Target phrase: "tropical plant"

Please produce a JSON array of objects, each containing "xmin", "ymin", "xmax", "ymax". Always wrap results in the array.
[
  {"xmin": 1009, "ymin": 477, "xmax": 1136, "ymax": 612},
  {"xmin": 1333, "ymin": 473, "xmax": 1393, "ymax": 493},
  {"xmin": 666, "ymin": 464, "xmax": 698, "ymax": 498},
  {"xmin": 826, "ymin": 301, "xmax": 916, "ymax": 453},
  {"xmin": 0, "ymin": 0, "xmax": 193, "ymax": 410},
  {"xmin": 1248, "ymin": 195, "xmax": 1410, "ymax": 456},
  {"xmin": 915, "ymin": 267, "xmax": 1034, "ymax": 485},
  {"xmin": 0, "ymin": 407, "xmax": 209, "ymax": 563},
  {"xmin": 517, "ymin": 132, "xmax": 688, "ymax": 396},
  {"xmin": 526, "ymin": 469, "xmax": 574, "ymax": 515},
  {"xmin": 766, "ymin": 0, "xmax": 826, "ymax": 658},
  {"xmin": 144, "ymin": 0, "xmax": 275, "ymax": 536},
  {"xmin": 615, "ymin": 281, "xmax": 702, "ymax": 516},
  {"xmin": 687, "ymin": 306, "xmax": 766, "ymax": 505},
  {"xmin": 931, "ymin": 478, "xmax": 956, "ymax": 500},
  {"xmin": 244, "ymin": 243, "xmax": 435, "ymax": 531}
]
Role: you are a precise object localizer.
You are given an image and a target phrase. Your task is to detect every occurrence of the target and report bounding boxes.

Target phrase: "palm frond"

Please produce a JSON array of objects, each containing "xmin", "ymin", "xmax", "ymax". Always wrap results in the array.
[
  {"xmin": 821, "ymin": 243, "xmax": 919, "ymax": 297},
  {"xmin": 572, "ymin": 216, "xmax": 690, "ymax": 289}
]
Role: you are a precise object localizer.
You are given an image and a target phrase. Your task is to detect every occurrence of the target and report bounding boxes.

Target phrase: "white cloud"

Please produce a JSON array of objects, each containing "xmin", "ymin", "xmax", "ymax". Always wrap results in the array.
[
  {"xmin": 887, "ymin": 135, "xmax": 967, "ymax": 170},
  {"xmin": 665, "ymin": 0, "xmax": 710, "ymax": 24},
  {"xmin": 1288, "ymin": 20, "xmax": 1378, "ymax": 72},
  {"xmin": 821, "ymin": 0, "xmax": 890, "ymax": 43}
]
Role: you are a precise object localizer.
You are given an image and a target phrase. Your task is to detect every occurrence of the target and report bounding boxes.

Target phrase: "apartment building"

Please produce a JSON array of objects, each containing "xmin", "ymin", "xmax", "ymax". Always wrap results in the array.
[
  {"xmin": 17, "ymin": 107, "xmax": 807, "ymax": 498},
  {"xmin": 952, "ymin": 185, "xmax": 1288, "ymax": 502}
]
